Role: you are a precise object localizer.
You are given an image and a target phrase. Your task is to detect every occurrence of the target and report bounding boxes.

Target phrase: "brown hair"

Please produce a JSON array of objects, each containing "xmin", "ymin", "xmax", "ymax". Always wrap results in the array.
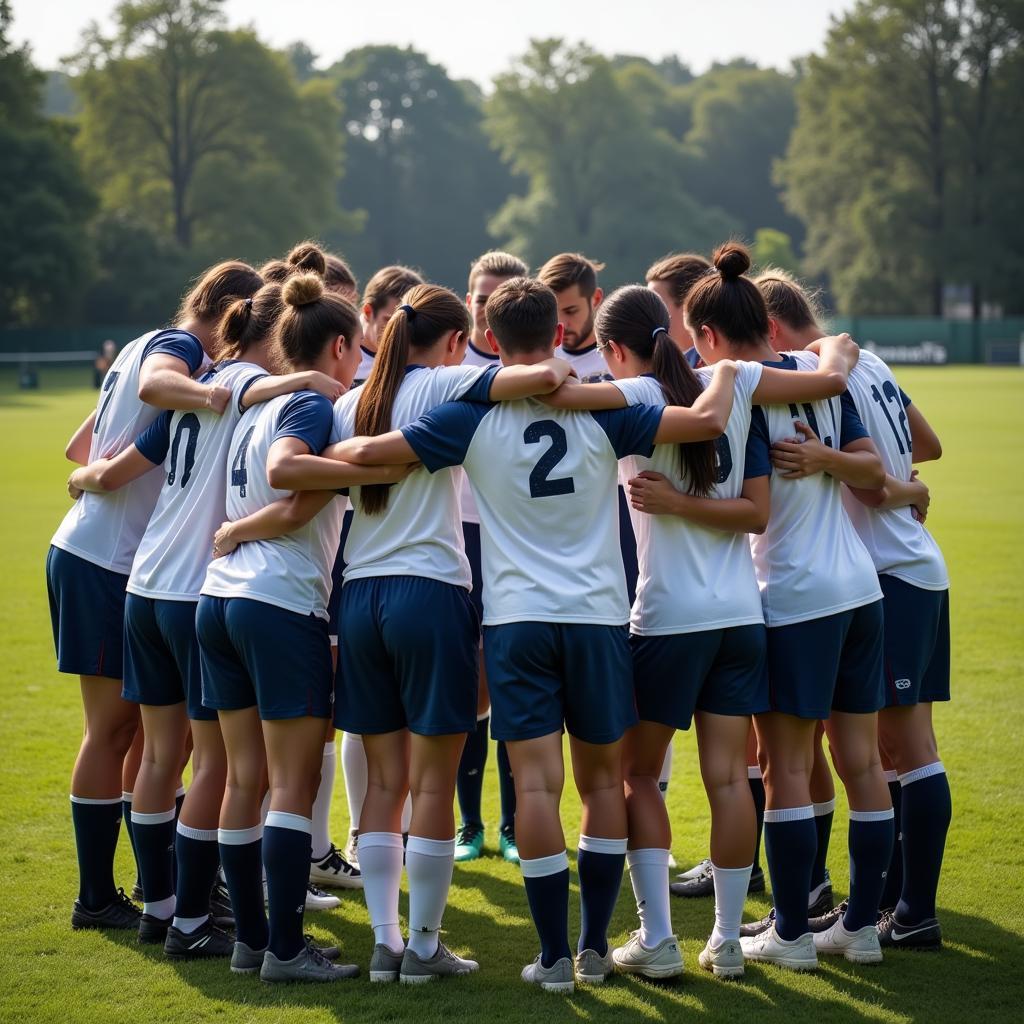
[
  {"xmin": 285, "ymin": 240, "xmax": 327, "ymax": 277},
  {"xmin": 485, "ymin": 277, "xmax": 559, "ymax": 355},
  {"xmin": 277, "ymin": 273, "xmax": 360, "ymax": 369},
  {"xmin": 645, "ymin": 253, "xmax": 713, "ymax": 307},
  {"xmin": 596, "ymin": 286, "xmax": 717, "ymax": 497},
  {"xmin": 684, "ymin": 242, "xmax": 770, "ymax": 349},
  {"xmin": 468, "ymin": 250, "xmax": 529, "ymax": 293},
  {"xmin": 259, "ymin": 259, "xmax": 291, "ymax": 284},
  {"xmin": 755, "ymin": 268, "xmax": 823, "ymax": 333},
  {"xmin": 177, "ymin": 260, "xmax": 263, "ymax": 324},
  {"xmin": 324, "ymin": 252, "xmax": 358, "ymax": 297},
  {"xmin": 361, "ymin": 265, "xmax": 425, "ymax": 315},
  {"xmin": 355, "ymin": 284, "xmax": 470, "ymax": 514},
  {"xmin": 213, "ymin": 282, "xmax": 284, "ymax": 363},
  {"xmin": 537, "ymin": 252, "xmax": 605, "ymax": 299}
]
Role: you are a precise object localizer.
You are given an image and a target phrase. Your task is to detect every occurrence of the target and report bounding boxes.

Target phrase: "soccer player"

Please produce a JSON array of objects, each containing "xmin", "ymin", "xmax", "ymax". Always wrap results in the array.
[
  {"xmin": 354, "ymin": 265, "xmax": 426, "ymax": 386},
  {"xmin": 49, "ymin": 260, "xmax": 262, "ymax": 932},
  {"xmin": 645, "ymin": 253, "xmax": 713, "ymax": 368},
  {"xmin": 329, "ymin": 277, "xmax": 740, "ymax": 992}
]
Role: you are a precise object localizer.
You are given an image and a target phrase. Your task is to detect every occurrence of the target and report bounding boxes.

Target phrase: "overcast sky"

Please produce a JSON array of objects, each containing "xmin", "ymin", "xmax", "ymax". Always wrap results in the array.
[{"xmin": 12, "ymin": 0, "xmax": 855, "ymax": 82}]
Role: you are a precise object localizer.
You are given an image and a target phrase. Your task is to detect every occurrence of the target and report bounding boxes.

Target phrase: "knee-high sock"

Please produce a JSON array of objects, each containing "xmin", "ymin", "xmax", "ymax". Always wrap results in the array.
[
  {"xmin": 748, "ymin": 767, "xmax": 766, "ymax": 871},
  {"xmin": 658, "ymin": 743, "xmax": 673, "ymax": 799},
  {"xmin": 358, "ymin": 832, "xmax": 404, "ymax": 952},
  {"xmin": 341, "ymin": 733, "xmax": 367, "ymax": 835},
  {"xmin": 263, "ymin": 811, "xmax": 312, "ymax": 961},
  {"xmin": 311, "ymin": 740, "xmax": 337, "ymax": 861},
  {"xmin": 219, "ymin": 825, "xmax": 268, "ymax": 950},
  {"xmin": 173, "ymin": 822, "xmax": 219, "ymax": 931},
  {"xmin": 456, "ymin": 715, "xmax": 489, "ymax": 828},
  {"xmin": 70, "ymin": 795, "xmax": 123, "ymax": 910},
  {"xmin": 132, "ymin": 806, "xmax": 177, "ymax": 918},
  {"xmin": 810, "ymin": 798, "xmax": 835, "ymax": 898},
  {"xmin": 763, "ymin": 806, "xmax": 816, "ymax": 940},
  {"xmin": 405, "ymin": 835, "xmax": 455, "ymax": 958},
  {"xmin": 496, "ymin": 740, "xmax": 516, "ymax": 832},
  {"xmin": 522, "ymin": 852, "xmax": 571, "ymax": 968},
  {"xmin": 711, "ymin": 863, "xmax": 753, "ymax": 945},
  {"xmin": 626, "ymin": 848, "xmax": 672, "ymax": 947},
  {"xmin": 577, "ymin": 835, "xmax": 627, "ymax": 956},
  {"xmin": 881, "ymin": 771, "xmax": 903, "ymax": 910},
  {"xmin": 843, "ymin": 809, "xmax": 895, "ymax": 931},
  {"xmin": 122, "ymin": 791, "xmax": 141, "ymax": 893},
  {"xmin": 897, "ymin": 762, "xmax": 951, "ymax": 923}
]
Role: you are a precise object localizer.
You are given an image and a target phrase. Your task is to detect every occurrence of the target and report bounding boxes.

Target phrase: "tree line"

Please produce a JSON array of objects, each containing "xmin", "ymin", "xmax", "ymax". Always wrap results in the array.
[{"xmin": 2, "ymin": 0, "xmax": 1021, "ymax": 331}]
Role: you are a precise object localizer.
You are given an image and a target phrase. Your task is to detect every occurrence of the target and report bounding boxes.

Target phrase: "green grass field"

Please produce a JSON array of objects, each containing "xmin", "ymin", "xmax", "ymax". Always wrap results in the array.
[{"xmin": 1, "ymin": 366, "xmax": 1021, "ymax": 1024}]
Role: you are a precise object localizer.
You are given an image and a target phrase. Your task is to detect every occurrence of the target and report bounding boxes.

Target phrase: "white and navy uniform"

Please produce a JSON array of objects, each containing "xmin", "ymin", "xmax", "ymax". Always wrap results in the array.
[
  {"xmin": 46, "ymin": 329, "xmax": 205, "ymax": 679},
  {"xmin": 557, "ymin": 341, "xmax": 612, "ymax": 383},
  {"xmin": 198, "ymin": 392, "xmax": 342, "ymax": 719},
  {"xmin": 352, "ymin": 346, "xmax": 376, "ymax": 387},
  {"xmin": 840, "ymin": 349, "xmax": 950, "ymax": 706},
  {"xmin": 749, "ymin": 352, "xmax": 885, "ymax": 720},
  {"xmin": 402, "ymin": 391, "xmax": 664, "ymax": 744},
  {"xmin": 612, "ymin": 364, "xmax": 770, "ymax": 729},
  {"xmin": 121, "ymin": 361, "xmax": 268, "ymax": 720},
  {"xmin": 332, "ymin": 363, "xmax": 491, "ymax": 737}
]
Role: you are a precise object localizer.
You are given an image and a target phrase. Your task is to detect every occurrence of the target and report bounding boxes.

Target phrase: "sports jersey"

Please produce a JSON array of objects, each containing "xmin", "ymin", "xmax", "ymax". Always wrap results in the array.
[
  {"xmin": 127, "ymin": 361, "xmax": 268, "ymax": 601},
  {"xmin": 352, "ymin": 346, "xmax": 376, "ymax": 386},
  {"xmin": 613, "ymin": 361, "xmax": 767, "ymax": 635},
  {"xmin": 749, "ymin": 353, "xmax": 882, "ymax": 627},
  {"xmin": 837, "ymin": 349, "xmax": 949, "ymax": 590},
  {"xmin": 202, "ymin": 391, "xmax": 344, "ymax": 618},
  {"xmin": 459, "ymin": 341, "xmax": 500, "ymax": 525},
  {"xmin": 403, "ymin": 398, "xmax": 662, "ymax": 626},
  {"xmin": 557, "ymin": 341, "xmax": 612, "ymax": 383},
  {"xmin": 51, "ymin": 329, "xmax": 206, "ymax": 574},
  {"xmin": 332, "ymin": 363, "xmax": 490, "ymax": 587}
]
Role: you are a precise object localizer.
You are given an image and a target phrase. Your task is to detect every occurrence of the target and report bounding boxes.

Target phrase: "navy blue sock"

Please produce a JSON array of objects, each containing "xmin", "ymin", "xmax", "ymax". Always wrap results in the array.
[
  {"xmin": 220, "ymin": 828, "xmax": 268, "ymax": 950},
  {"xmin": 810, "ymin": 800, "xmax": 835, "ymax": 892},
  {"xmin": 70, "ymin": 797, "xmax": 122, "ymax": 910},
  {"xmin": 171, "ymin": 789, "xmax": 185, "ymax": 886},
  {"xmin": 843, "ymin": 811, "xmax": 895, "ymax": 931},
  {"xmin": 456, "ymin": 717, "xmax": 489, "ymax": 828},
  {"xmin": 577, "ymin": 838, "xmax": 627, "ymax": 956},
  {"xmin": 749, "ymin": 774, "xmax": 766, "ymax": 871},
  {"xmin": 122, "ymin": 795, "xmax": 142, "ymax": 896},
  {"xmin": 763, "ymin": 808, "xmax": 816, "ymax": 940},
  {"xmin": 497, "ymin": 741, "xmax": 516, "ymax": 832},
  {"xmin": 522, "ymin": 855, "xmax": 571, "ymax": 968},
  {"xmin": 132, "ymin": 808, "xmax": 176, "ymax": 909},
  {"xmin": 897, "ymin": 765, "xmax": 951, "ymax": 923},
  {"xmin": 174, "ymin": 826, "xmax": 220, "ymax": 920},
  {"xmin": 881, "ymin": 778, "xmax": 903, "ymax": 910},
  {"xmin": 264, "ymin": 813, "xmax": 312, "ymax": 961}
]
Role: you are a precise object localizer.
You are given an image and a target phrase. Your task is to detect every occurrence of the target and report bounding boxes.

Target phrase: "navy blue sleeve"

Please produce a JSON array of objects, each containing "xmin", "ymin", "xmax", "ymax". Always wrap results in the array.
[
  {"xmin": 401, "ymin": 401, "xmax": 491, "ymax": 472},
  {"xmin": 590, "ymin": 405, "xmax": 662, "ymax": 459},
  {"xmin": 274, "ymin": 392, "xmax": 333, "ymax": 453},
  {"xmin": 839, "ymin": 391, "xmax": 870, "ymax": 448},
  {"xmin": 899, "ymin": 387, "xmax": 912, "ymax": 408},
  {"xmin": 744, "ymin": 408, "xmax": 772, "ymax": 479},
  {"xmin": 460, "ymin": 365, "xmax": 500, "ymax": 403},
  {"xmin": 142, "ymin": 330, "xmax": 204, "ymax": 374},
  {"xmin": 135, "ymin": 411, "xmax": 172, "ymax": 464},
  {"xmin": 684, "ymin": 348, "xmax": 701, "ymax": 369}
]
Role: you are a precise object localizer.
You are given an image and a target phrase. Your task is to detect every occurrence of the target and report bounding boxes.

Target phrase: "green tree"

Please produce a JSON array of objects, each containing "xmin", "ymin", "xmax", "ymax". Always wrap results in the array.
[{"xmin": 753, "ymin": 228, "xmax": 801, "ymax": 276}]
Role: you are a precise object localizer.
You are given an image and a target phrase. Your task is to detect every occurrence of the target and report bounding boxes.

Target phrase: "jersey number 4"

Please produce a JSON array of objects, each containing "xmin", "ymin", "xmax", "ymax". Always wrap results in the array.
[
  {"xmin": 524, "ymin": 420, "xmax": 575, "ymax": 498},
  {"xmin": 167, "ymin": 413, "xmax": 200, "ymax": 487},
  {"xmin": 230, "ymin": 426, "xmax": 255, "ymax": 497}
]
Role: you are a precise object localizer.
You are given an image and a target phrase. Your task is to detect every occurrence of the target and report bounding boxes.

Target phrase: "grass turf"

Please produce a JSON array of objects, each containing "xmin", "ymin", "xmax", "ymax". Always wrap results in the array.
[{"xmin": 0, "ymin": 366, "xmax": 1021, "ymax": 1023}]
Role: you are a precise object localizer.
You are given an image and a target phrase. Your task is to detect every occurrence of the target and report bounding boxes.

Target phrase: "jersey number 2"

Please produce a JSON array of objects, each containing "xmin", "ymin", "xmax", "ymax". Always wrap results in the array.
[
  {"xmin": 524, "ymin": 420, "xmax": 575, "ymax": 498},
  {"xmin": 167, "ymin": 413, "xmax": 200, "ymax": 487}
]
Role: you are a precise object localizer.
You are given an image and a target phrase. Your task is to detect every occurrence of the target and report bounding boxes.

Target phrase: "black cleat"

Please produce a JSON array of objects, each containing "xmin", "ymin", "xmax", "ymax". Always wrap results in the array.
[
  {"xmin": 138, "ymin": 913, "xmax": 172, "ymax": 944},
  {"xmin": 877, "ymin": 910, "xmax": 942, "ymax": 950},
  {"xmin": 809, "ymin": 898, "xmax": 847, "ymax": 933},
  {"xmin": 807, "ymin": 883, "xmax": 835, "ymax": 921},
  {"xmin": 748, "ymin": 866, "xmax": 766, "ymax": 895},
  {"xmin": 164, "ymin": 918, "xmax": 235, "ymax": 959},
  {"xmin": 670, "ymin": 859, "xmax": 713, "ymax": 898},
  {"xmin": 72, "ymin": 888, "xmax": 141, "ymax": 931},
  {"xmin": 739, "ymin": 907, "xmax": 775, "ymax": 938},
  {"xmin": 209, "ymin": 882, "xmax": 236, "ymax": 928}
]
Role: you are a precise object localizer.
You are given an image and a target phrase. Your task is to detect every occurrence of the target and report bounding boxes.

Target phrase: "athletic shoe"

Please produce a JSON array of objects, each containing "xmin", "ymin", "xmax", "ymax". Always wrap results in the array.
[
  {"xmin": 667, "ymin": 852, "xmax": 678, "ymax": 869},
  {"xmin": 309, "ymin": 844, "xmax": 363, "ymax": 889},
  {"xmin": 399, "ymin": 941, "xmax": 479, "ymax": 983},
  {"xmin": 748, "ymin": 866, "xmax": 766, "ymax": 895},
  {"xmin": 209, "ymin": 882, "xmax": 235, "ymax": 927},
  {"xmin": 138, "ymin": 913, "xmax": 172, "ymax": 945},
  {"xmin": 231, "ymin": 937, "xmax": 340, "ymax": 974},
  {"xmin": 807, "ymin": 870, "xmax": 834, "ymax": 920},
  {"xmin": 739, "ymin": 908, "xmax": 776, "ymax": 938},
  {"xmin": 698, "ymin": 938, "xmax": 744, "ymax": 979},
  {"xmin": 809, "ymin": 898, "xmax": 848, "ymax": 934},
  {"xmin": 670, "ymin": 859, "xmax": 713, "ymax": 898},
  {"xmin": 675, "ymin": 857, "xmax": 711, "ymax": 882},
  {"xmin": 71, "ymin": 888, "xmax": 141, "ymax": 931},
  {"xmin": 260, "ymin": 938, "xmax": 359, "ymax": 983},
  {"xmin": 454, "ymin": 823, "xmax": 484, "ymax": 862},
  {"xmin": 498, "ymin": 824, "xmax": 520, "ymax": 864},
  {"xmin": 343, "ymin": 830, "xmax": 359, "ymax": 868},
  {"xmin": 131, "ymin": 883, "xmax": 144, "ymax": 902},
  {"xmin": 814, "ymin": 919, "xmax": 883, "ymax": 964},
  {"xmin": 305, "ymin": 882, "xmax": 340, "ymax": 911},
  {"xmin": 521, "ymin": 955, "xmax": 574, "ymax": 993},
  {"xmin": 369, "ymin": 943, "xmax": 405, "ymax": 983},
  {"xmin": 164, "ymin": 918, "xmax": 235, "ymax": 960},
  {"xmin": 575, "ymin": 948, "xmax": 614, "ymax": 984},
  {"xmin": 740, "ymin": 925, "xmax": 818, "ymax": 971},
  {"xmin": 877, "ymin": 910, "xmax": 942, "ymax": 950},
  {"xmin": 612, "ymin": 932, "xmax": 684, "ymax": 979}
]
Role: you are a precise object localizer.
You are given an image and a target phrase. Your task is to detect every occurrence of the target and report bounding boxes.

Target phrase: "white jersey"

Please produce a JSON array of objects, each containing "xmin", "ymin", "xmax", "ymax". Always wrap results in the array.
[
  {"xmin": 614, "ymin": 362, "xmax": 767, "ymax": 635},
  {"xmin": 51, "ymin": 329, "xmax": 206, "ymax": 574},
  {"xmin": 840, "ymin": 350, "xmax": 949, "ymax": 590},
  {"xmin": 403, "ymin": 397, "xmax": 664, "ymax": 625},
  {"xmin": 352, "ymin": 346, "xmax": 376, "ymax": 386},
  {"xmin": 749, "ymin": 352, "xmax": 882, "ymax": 627},
  {"xmin": 458, "ymin": 341, "xmax": 501, "ymax": 525},
  {"xmin": 557, "ymin": 341, "xmax": 612, "ymax": 383},
  {"xmin": 127, "ymin": 361, "xmax": 268, "ymax": 601},
  {"xmin": 332, "ymin": 363, "xmax": 490, "ymax": 587}
]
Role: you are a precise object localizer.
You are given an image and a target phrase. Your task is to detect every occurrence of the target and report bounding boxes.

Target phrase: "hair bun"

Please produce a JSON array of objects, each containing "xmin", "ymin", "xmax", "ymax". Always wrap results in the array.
[
  {"xmin": 283, "ymin": 272, "xmax": 324, "ymax": 308},
  {"xmin": 713, "ymin": 242, "xmax": 751, "ymax": 281},
  {"xmin": 286, "ymin": 241, "xmax": 327, "ymax": 277}
]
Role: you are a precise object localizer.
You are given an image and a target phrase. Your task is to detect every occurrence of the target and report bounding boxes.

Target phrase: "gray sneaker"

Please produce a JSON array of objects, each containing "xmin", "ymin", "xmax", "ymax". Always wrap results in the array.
[
  {"xmin": 575, "ymin": 947, "xmax": 614, "ymax": 984},
  {"xmin": 369, "ymin": 943, "xmax": 405, "ymax": 983},
  {"xmin": 612, "ymin": 932, "xmax": 684, "ymax": 979},
  {"xmin": 521, "ymin": 955, "xmax": 575, "ymax": 993},
  {"xmin": 399, "ymin": 940, "xmax": 479, "ymax": 984},
  {"xmin": 232, "ymin": 936, "xmax": 341, "ymax": 974},
  {"xmin": 260, "ymin": 939, "xmax": 359, "ymax": 983},
  {"xmin": 698, "ymin": 937, "xmax": 744, "ymax": 979}
]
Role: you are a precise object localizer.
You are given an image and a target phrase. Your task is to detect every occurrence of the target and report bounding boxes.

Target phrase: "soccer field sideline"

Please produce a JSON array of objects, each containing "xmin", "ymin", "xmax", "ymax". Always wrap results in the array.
[{"xmin": 1, "ymin": 367, "xmax": 1022, "ymax": 1024}]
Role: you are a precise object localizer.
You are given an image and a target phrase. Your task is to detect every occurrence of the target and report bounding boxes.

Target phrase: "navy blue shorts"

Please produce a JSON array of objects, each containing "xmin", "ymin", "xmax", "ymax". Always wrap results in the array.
[
  {"xmin": 765, "ymin": 600, "xmax": 885, "ymax": 720},
  {"xmin": 336, "ymin": 575, "xmax": 479, "ymax": 736},
  {"xmin": 46, "ymin": 545, "xmax": 127, "ymax": 680},
  {"xmin": 618, "ymin": 487, "xmax": 639, "ymax": 608},
  {"xmin": 483, "ymin": 622, "xmax": 637, "ymax": 744},
  {"xmin": 463, "ymin": 522, "xmax": 484, "ymax": 624},
  {"xmin": 197, "ymin": 596, "xmax": 333, "ymax": 720},
  {"xmin": 631, "ymin": 624, "xmax": 769, "ymax": 731},
  {"xmin": 879, "ymin": 575, "xmax": 950, "ymax": 707},
  {"xmin": 326, "ymin": 508, "xmax": 354, "ymax": 641},
  {"xmin": 122, "ymin": 595, "xmax": 215, "ymax": 721}
]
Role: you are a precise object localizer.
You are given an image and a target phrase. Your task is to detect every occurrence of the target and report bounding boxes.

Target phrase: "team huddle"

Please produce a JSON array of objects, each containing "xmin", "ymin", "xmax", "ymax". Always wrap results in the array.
[{"xmin": 47, "ymin": 240, "xmax": 952, "ymax": 993}]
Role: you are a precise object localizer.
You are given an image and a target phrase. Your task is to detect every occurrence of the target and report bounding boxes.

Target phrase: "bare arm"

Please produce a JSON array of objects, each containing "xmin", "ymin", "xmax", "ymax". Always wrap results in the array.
[
  {"xmin": 68, "ymin": 446, "xmax": 159, "ymax": 497},
  {"xmin": 488, "ymin": 358, "xmax": 573, "ymax": 400},
  {"xmin": 770, "ymin": 423, "xmax": 886, "ymax": 490},
  {"xmin": 327, "ymin": 431, "xmax": 420, "ymax": 467},
  {"xmin": 848, "ymin": 470, "xmax": 930, "ymax": 522},
  {"xmin": 138, "ymin": 354, "xmax": 230, "ymax": 413},
  {"xmin": 65, "ymin": 412, "xmax": 96, "ymax": 464},
  {"xmin": 906, "ymin": 403, "xmax": 942, "ymax": 463},
  {"xmin": 211, "ymin": 491, "xmax": 337, "ymax": 557},
  {"xmin": 653, "ymin": 361, "xmax": 737, "ymax": 443},
  {"xmin": 265, "ymin": 435, "xmax": 416, "ymax": 490},
  {"xmin": 628, "ymin": 471, "xmax": 771, "ymax": 534},
  {"xmin": 539, "ymin": 378, "xmax": 627, "ymax": 410},
  {"xmin": 754, "ymin": 334, "xmax": 859, "ymax": 404},
  {"xmin": 240, "ymin": 371, "xmax": 345, "ymax": 410}
]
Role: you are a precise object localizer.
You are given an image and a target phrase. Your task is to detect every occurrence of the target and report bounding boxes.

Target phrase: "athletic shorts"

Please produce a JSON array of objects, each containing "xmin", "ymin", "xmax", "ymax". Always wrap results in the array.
[
  {"xmin": 462, "ymin": 521, "xmax": 484, "ymax": 624},
  {"xmin": 631, "ymin": 624, "xmax": 769, "ymax": 731},
  {"xmin": 122, "ymin": 595, "xmax": 214, "ymax": 721},
  {"xmin": 196, "ymin": 595, "xmax": 333, "ymax": 720},
  {"xmin": 765, "ymin": 600, "xmax": 885, "ymax": 720},
  {"xmin": 336, "ymin": 575, "xmax": 479, "ymax": 736},
  {"xmin": 879, "ymin": 575, "xmax": 951, "ymax": 707},
  {"xmin": 46, "ymin": 545, "xmax": 127, "ymax": 680},
  {"xmin": 618, "ymin": 487, "xmax": 639, "ymax": 608},
  {"xmin": 483, "ymin": 622, "xmax": 637, "ymax": 744},
  {"xmin": 326, "ymin": 508, "xmax": 354, "ymax": 644}
]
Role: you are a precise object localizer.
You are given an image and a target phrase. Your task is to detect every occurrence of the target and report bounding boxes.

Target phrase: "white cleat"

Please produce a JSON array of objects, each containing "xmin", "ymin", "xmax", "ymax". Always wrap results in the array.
[
  {"xmin": 814, "ymin": 918, "xmax": 883, "ymax": 964},
  {"xmin": 698, "ymin": 938, "xmax": 744, "ymax": 979},
  {"xmin": 305, "ymin": 883, "xmax": 340, "ymax": 911},
  {"xmin": 675, "ymin": 856, "xmax": 711, "ymax": 882},
  {"xmin": 740, "ymin": 924, "xmax": 818, "ymax": 971},
  {"xmin": 612, "ymin": 931, "xmax": 684, "ymax": 979}
]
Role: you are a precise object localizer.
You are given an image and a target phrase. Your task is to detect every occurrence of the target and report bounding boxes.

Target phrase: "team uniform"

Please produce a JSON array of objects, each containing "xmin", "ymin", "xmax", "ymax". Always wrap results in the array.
[
  {"xmin": 47, "ymin": 330, "xmax": 206, "ymax": 679},
  {"xmin": 353, "ymin": 346, "xmax": 376, "ymax": 387}
]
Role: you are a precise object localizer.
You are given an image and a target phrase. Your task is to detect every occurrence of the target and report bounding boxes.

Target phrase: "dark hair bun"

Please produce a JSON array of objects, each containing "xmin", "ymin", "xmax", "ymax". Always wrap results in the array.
[
  {"xmin": 713, "ymin": 242, "xmax": 751, "ymax": 282},
  {"xmin": 283, "ymin": 272, "xmax": 324, "ymax": 308},
  {"xmin": 286, "ymin": 241, "xmax": 327, "ymax": 277}
]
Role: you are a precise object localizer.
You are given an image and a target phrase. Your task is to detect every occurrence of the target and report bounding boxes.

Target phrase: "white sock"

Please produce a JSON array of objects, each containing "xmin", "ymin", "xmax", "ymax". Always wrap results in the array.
[
  {"xmin": 658, "ymin": 743, "xmax": 673, "ymax": 799},
  {"xmin": 401, "ymin": 792, "xmax": 412, "ymax": 834},
  {"xmin": 172, "ymin": 914, "xmax": 209, "ymax": 934},
  {"xmin": 144, "ymin": 895, "xmax": 176, "ymax": 920},
  {"xmin": 358, "ymin": 832, "xmax": 404, "ymax": 954},
  {"xmin": 405, "ymin": 835, "xmax": 455, "ymax": 959},
  {"xmin": 341, "ymin": 733, "xmax": 367, "ymax": 834},
  {"xmin": 626, "ymin": 848, "xmax": 672, "ymax": 947},
  {"xmin": 710, "ymin": 863, "xmax": 753, "ymax": 945},
  {"xmin": 311, "ymin": 740, "xmax": 337, "ymax": 861}
]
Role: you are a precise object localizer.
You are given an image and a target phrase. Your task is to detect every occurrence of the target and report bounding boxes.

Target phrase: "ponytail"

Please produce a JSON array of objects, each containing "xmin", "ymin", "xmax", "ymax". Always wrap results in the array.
[{"xmin": 213, "ymin": 282, "xmax": 284, "ymax": 363}]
